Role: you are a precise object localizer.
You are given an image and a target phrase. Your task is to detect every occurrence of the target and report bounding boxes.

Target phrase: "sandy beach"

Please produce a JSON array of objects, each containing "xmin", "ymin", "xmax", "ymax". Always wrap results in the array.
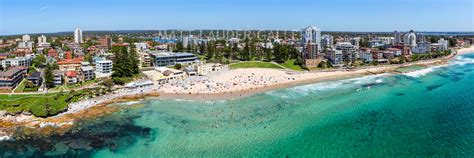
[{"xmin": 456, "ymin": 45, "xmax": 474, "ymax": 55}]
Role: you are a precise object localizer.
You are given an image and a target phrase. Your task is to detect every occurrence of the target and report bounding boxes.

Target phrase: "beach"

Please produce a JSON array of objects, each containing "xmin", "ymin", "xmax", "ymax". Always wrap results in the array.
[{"xmin": 457, "ymin": 45, "xmax": 474, "ymax": 55}]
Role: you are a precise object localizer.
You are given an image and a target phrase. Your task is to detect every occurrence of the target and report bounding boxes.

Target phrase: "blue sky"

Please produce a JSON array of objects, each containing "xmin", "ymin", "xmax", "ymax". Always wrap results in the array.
[{"xmin": 1, "ymin": 0, "xmax": 473, "ymax": 35}]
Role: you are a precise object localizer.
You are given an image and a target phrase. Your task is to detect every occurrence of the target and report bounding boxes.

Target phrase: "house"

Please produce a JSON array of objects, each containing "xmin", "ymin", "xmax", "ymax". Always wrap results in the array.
[
  {"xmin": 53, "ymin": 70, "xmax": 63, "ymax": 86},
  {"xmin": 27, "ymin": 71, "xmax": 42, "ymax": 87},
  {"xmin": 47, "ymin": 49, "xmax": 58, "ymax": 58},
  {"xmin": 65, "ymin": 71, "xmax": 79, "ymax": 84},
  {"xmin": 0, "ymin": 66, "xmax": 27, "ymax": 90}
]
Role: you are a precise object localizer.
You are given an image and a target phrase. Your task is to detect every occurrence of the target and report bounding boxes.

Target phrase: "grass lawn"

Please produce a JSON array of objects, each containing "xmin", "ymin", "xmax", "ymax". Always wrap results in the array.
[
  {"xmin": 0, "ymin": 88, "xmax": 97, "ymax": 117},
  {"xmin": 66, "ymin": 84, "xmax": 82, "ymax": 89},
  {"xmin": 51, "ymin": 85, "xmax": 67, "ymax": 92},
  {"xmin": 230, "ymin": 61, "xmax": 283, "ymax": 69},
  {"xmin": 280, "ymin": 59, "xmax": 305, "ymax": 71},
  {"xmin": 13, "ymin": 79, "xmax": 27, "ymax": 93}
]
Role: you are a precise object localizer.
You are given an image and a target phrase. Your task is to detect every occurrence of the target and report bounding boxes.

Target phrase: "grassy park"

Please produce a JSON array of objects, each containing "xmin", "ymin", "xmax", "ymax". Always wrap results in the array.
[
  {"xmin": 229, "ymin": 61, "xmax": 283, "ymax": 69},
  {"xmin": 0, "ymin": 88, "xmax": 106, "ymax": 117}
]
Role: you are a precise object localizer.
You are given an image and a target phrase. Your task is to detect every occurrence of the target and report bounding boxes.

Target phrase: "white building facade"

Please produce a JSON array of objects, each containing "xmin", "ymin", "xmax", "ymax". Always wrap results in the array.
[
  {"xmin": 74, "ymin": 28, "xmax": 83, "ymax": 44},
  {"xmin": 95, "ymin": 60, "xmax": 113, "ymax": 77}
]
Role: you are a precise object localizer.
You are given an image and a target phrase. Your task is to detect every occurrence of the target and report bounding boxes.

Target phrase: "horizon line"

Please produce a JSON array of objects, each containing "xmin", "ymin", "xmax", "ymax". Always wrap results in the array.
[{"xmin": 2, "ymin": 29, "xmax": 474, "ymax": 37}]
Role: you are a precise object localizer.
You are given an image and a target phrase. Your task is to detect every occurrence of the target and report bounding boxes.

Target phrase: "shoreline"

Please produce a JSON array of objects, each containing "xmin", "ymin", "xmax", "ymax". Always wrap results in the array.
[
  {"xmin": 156, "ymin": 53, "xmax": 452, "ymax": 101},
  {"xmin": 158, "ymin": 45, "xmax": 473, "ymax": 101},
  {"xmin": 0, "ymin": 46, "xmax": 472, "ymax": 136}
]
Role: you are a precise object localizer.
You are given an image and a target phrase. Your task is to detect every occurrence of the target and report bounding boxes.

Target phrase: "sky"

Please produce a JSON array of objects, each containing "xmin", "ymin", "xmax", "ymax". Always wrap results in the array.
[{"xmin": 1, "ymin": 0, "xmax": 473, "ymax": 35}]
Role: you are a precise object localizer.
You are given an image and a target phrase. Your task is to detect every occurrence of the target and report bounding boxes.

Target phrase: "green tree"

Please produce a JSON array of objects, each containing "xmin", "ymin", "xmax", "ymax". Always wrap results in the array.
[
  {"xmin": 249, "ymin": 38, "xmax": 256, "ymax": 59},
  {"xmin": 101, "ymin": 78, "xmax": 114, "ymax": 92},
  {"xmin": 199, "ymin": 42, "xmax": 206, "ymax": 55},
  {"xmin": 32, "ymin": 54, "xmax": 46, "ymax": 67},
  {"xmin": 264, "ymin": 47, "xmax": 272, "ymax": 61},
  {"xmin": 27, "ymin": 66, "xmax": 37, "ymax": 74},
  {"xmin": 174, "ymin": 63, "xmax": 182, "ymax": 70},
  {"xmin": 44, "ymin": 63, "xmax": 55, "ymax": 88},
  {"xmin": 175, "ymin": 41, "xmax": 184, "ymax": 52},
  {"xmin": 231, "ymin": 43, "xmax": 239, "ymax": 60},
  {"xmin": 206, "ymin": 41, "xmax": 215, "ymax": 60},
  {"xmin": 242, "ymin": 38, "xmax": 251, "ymax": 61},
  {"xmin": 317, "ymin": 61, "xmax": 328, "ymax": 68},
  {"xmin": 273, "ymin": 43, "xmax": 289, "ymax": 63},
  {"xmin": 111, "ymin": 45, "xmax": 140, "ymax": 82}
]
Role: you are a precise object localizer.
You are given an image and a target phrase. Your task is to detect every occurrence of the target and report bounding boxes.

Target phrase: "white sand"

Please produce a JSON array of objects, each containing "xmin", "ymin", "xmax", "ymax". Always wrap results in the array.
[
  {"xmin": 157, "ymin": 66, "xmax": 391, "ymax": 95},
  {"xmin": 457, "ymin": 45, "xmax": 474, "ymax": 55}
]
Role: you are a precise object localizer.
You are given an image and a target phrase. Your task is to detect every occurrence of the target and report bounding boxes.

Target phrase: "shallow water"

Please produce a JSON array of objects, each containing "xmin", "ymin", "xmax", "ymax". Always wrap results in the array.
[{"xmin": 1, "ymin": 54, "xmax": 474, "ymax": 157}]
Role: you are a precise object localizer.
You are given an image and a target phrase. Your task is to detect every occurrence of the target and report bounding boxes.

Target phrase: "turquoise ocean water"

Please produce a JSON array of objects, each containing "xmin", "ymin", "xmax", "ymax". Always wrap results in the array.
[{"xmin": 1, "ymin": 53, "xmax": 474, "ymax": 157}]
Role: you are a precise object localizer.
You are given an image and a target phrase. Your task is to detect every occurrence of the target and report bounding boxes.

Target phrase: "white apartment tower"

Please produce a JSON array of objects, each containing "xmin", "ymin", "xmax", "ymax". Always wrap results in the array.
[
  {"xmin": 37, "ymin": 35, "xmax": 47, "ymax": 44},
  {"xmin": 438, "ymin": 38, "xmax": 449, "ymax": 51},
  {"xmin": 394, "ymin": 31, "xmax": 402, "ymax": 44},
  {"xmin": 301, "ymin": 26, "xmax": 322, "ymax": 59},
  {"xmin": 403, "ymin": 30, "xmax": 417, "ymax": 47},
  {"xmin": 301, "ymin": 26, "xmax": 321, "ymax": 48},
  {"xmin": 74, "ymin": 28, "xmax": 83, "ymax": 44},
  {"xmin": 22, "ymin": 34, "xmax": 31, "ymax": 41}
]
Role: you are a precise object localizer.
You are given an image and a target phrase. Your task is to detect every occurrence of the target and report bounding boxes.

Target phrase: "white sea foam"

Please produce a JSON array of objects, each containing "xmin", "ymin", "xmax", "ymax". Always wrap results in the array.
[
  {"xmin": 451, "ymin": 56, "xmax": 474, "ymax": 66},
  {"xmin": 375, "ymin": 79, "xmax": 383, "ymax": 83},
  {"xmin": 121, "ymin": 101, "xmax": 142, "ymax": 105},
  {"xmin": 404, "ymin": 65, "xmax": 446, "ymax": 78},
  {"xmin": 0, "ymin": 136, "xmax": 11, "ymax": 141},
  {"xmin": 266, "ymin": 73, "xmax": 389, "ymax": 98},
  {"xmin": 39, "ymin": 121, "xmax": 74, "ymax": 128}
]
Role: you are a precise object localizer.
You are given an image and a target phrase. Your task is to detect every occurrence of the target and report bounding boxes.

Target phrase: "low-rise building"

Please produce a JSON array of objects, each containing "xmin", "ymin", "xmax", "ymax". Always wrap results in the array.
[
  {"xmin": 412, "ymin": 42, "xmax": 431, "ymax": 54},
  {"xmin": 139, "ymin": 52, "xmax": 152, "ymax": 67},
  {"xmin": 386, "ymin": 48, "xmax": 402, "ymax": 56},
  {"xmin": 95, "ymin": 60, "xmax": 113, "ymax": 78},
  {"xmin": 81, "ymin": 66, "xmax": 95, "ymax": 81},
  {"xmin": 371, "ymin": 50, "xmax": 389, "ymax": 64},
  {"xmin": 57, "ymin": 54, "xmax": 84, "ymax": 71},
  {"xmin": 360, "ymin": 48, "xmax": 373, "ymax": 63},
  {"xmin": 149, "ymin": 51, "xmax": 198, "ymax": 67},
  {"xmin": 0, "ymin": 56, "xmax": 32, "ymax": 68},
  {"xmin": 53, "ymin": 70, "xmax": 63, "ymax": 86},
  {"xmin": 125, "ymin": 79, "xmax": 154, "ymax": 89},
  {"xmin": 194, "ymin": 62, "xmax": 226, "ymax": 76},
  {"xmin": 65, "ymin": 71, "xmax": 79, "ymax": 84},
  {"xmin": 143, "ymin": 67, "xmax": 186, "ymax": 84},
  {"xmin": 183, "ymin": 67, "xmax": 197, "ymax": 76},
  {"xmin": 327, "ymin": 49, "xmax": 344, "ymax": 67},
  {"xmin": 27, "ymin": 71, "xmax": 42, "ymax": 87},
  {"xmin": 0, "ymin": 66, "xmax": 27, "ymax": 90}
]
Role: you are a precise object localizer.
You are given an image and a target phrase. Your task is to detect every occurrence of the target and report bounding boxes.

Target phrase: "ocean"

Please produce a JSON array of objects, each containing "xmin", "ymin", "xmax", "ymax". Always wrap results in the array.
[{"xmin": 1, "ymin": 53, "xmax": 474, "ymax": 157}]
